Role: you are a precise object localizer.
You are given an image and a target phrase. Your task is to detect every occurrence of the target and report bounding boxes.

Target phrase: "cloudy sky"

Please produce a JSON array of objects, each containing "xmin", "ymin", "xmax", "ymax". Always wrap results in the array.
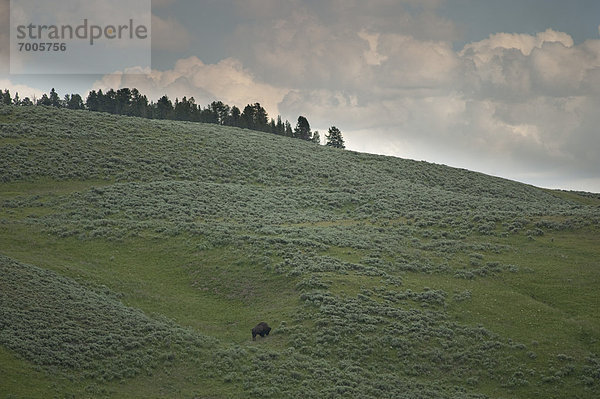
[{"xmin": 2, "ymin": 0, "xmax": 600, "ymax": 192}]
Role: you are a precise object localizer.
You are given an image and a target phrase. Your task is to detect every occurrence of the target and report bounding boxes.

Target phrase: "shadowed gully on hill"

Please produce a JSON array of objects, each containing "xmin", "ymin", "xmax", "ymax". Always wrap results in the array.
[{"xmin": 1, "ymin": 105, "xmax": 599, "ymax": 398}]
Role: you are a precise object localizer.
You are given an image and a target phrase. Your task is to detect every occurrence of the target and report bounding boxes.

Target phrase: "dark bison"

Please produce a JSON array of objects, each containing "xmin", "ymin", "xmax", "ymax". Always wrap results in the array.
[{"xmin": 252, "ymin": 322, "xmax": 271, "ymax": 340}]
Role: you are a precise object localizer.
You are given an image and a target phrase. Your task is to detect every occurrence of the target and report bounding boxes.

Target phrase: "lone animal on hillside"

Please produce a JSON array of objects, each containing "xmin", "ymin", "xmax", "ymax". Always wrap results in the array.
[{"xmin": 252, "ymin": 322, "xmax": 271, "ymax": 341}]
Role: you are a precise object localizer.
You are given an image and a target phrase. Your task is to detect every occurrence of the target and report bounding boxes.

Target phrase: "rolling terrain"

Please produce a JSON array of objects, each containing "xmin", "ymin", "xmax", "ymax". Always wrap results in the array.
[{"xmin": 1, "ymin": 105, "xmax": 599, "ymax": 398}]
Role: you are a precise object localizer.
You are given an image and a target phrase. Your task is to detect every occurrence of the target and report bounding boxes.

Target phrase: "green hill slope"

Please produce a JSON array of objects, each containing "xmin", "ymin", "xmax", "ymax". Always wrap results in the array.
[{"xmin": 1, "ymin": 105, "xmax": 599, "ymax": 398}]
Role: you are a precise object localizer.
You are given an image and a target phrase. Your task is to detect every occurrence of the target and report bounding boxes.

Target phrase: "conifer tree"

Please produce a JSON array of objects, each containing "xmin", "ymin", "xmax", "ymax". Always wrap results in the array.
[
  {"xmin": 86, "ymin": 90, "xmax": 99, "ymax": 111},
  {"xmin": 1, "ymin": 89, "xmax": 12, "ymax": 105},
  {"xmin": 284, "ymin": 120, "xmax": 293, "ymax": 137},
  {"xmin": 311, "ymin": 130, "xmax": 321, "ymax": 144},
  {"xmin": 294, "ymin": 116, "xmax": 312, "ymax": 140},
  {"xmin": 326, "ymin": 126, "xmax": 345, "ymax": 149},
  {"xmin": 115, "ymin": 88, "xmax": 132, "ymax": 115},
  {"xmin": 156, "ymin": 95, "xmax": 173, "ymax": 119},
  {"xmin": 49, "ymin": 88, "xmax": 61, "ymax": 107},
  {"xmin": 37, "ymin": 93, "xmax": 51, "ymax": 106},
  {"xmin": 131, "ymin": 89, "xmax": 149, "ymax": 117},
  {"xmin": 228, "ymin": 106, "xmax": 241, "ymax": 126},
  {"xmin": 66, "ymin": 93, "xmax": 84, "ymax": 109},
  {"xmin": 276, "ymin": 115, "xmax": 285, "ymax": 135}
]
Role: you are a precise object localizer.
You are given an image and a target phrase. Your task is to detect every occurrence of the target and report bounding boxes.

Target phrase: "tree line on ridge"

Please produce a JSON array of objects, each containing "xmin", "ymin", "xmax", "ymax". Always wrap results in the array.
[{"xmin": 0, "ymin": 88, "xmax": 346, "ymax": 149}]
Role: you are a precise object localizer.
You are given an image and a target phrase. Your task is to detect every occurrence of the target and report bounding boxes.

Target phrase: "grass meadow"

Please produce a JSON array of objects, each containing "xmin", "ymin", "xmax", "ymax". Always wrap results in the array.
[{"xmin": 1, "ymin": 105, "xmax": 599, "ymax": 398}]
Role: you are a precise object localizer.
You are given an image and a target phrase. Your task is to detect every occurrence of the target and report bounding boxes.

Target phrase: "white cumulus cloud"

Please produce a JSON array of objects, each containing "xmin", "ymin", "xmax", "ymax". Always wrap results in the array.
[
  {"xmin": 92, "ymin": 57, "xmax": 288, "ymax": 114},
  {"xmin": 461, "ymin": 29, "xmax": 574, "ymax": 58},
  {"xmin": 264, "ymin": 23, "xmax": 600, "ymax": 191},
  {"xmin": 0, "ymin": 79, "xmax": 46, "ymax": 100}
]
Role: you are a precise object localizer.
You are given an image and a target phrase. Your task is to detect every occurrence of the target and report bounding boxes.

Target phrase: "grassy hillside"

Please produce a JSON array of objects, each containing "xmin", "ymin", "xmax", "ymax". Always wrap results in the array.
[{"xmin": 1, "ymin": 105, "xmax": 599, "ymax": 398}]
